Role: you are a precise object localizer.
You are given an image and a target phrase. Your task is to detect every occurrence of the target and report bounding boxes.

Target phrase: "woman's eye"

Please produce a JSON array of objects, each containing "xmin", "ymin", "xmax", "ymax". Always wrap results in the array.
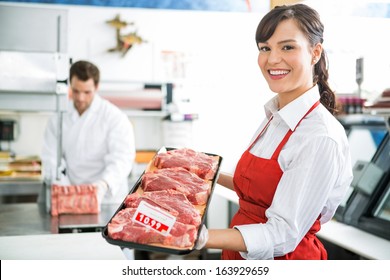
[
  {"xmin": 259, "ymin": 46, "xmax": 270, "ymax": 52},
  {"xmin": 282, "ymin": 45, "xmax": 294, "ymax": 51}
]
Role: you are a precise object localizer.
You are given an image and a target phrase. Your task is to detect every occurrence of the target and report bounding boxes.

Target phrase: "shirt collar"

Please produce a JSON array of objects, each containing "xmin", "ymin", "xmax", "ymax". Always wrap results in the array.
[
  {"xmin": 88, "ymin": 94, "xmax": 101, "ymax": 113},
  {"xmin": 264, "ymin": 85, "xmax": 321, "ymax": 131},
  {"xmin": 69, "ymin": 94, "xmax": 101, "ymax": 118}
]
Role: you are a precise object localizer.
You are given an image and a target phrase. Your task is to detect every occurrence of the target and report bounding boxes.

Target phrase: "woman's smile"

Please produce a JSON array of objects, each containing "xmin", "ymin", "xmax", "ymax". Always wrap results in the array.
[{"xmin": 268, "ymin": 69, "xmax": 291, "ymax": 80}]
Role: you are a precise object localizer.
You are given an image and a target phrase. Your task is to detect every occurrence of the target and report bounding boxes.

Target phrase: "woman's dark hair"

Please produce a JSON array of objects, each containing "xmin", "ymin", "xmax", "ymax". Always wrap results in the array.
[
  {"xmin": 255, "ymin": 4, "xmax": 336, "ymax": 115},
  {"xmin": 69, "ymin": 60, "xmax": 100, "ymax": 86}
]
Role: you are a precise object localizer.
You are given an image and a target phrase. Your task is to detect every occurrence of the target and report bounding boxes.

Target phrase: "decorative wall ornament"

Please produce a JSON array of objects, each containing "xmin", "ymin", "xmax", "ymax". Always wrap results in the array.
[{"xmin": 106, "ymin": 14, "xmax": 147, "ymax": 57}]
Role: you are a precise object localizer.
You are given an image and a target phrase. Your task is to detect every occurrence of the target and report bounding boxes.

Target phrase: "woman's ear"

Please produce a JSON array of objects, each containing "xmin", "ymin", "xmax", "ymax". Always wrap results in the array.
[{"xmin": 312, "ymin": 43, "xmax": 323, "ymax": 64}]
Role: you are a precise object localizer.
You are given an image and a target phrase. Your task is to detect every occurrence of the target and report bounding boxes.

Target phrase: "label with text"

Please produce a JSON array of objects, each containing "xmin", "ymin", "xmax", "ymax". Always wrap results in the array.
[{"xmin": 132, "ymin": 200, "xmax": 176, "ymax": 236}]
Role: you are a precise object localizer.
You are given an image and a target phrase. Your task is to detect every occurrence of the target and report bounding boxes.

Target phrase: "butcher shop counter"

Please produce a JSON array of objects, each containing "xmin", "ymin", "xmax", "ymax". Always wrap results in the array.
[
  {"xmin": 0, "ymin": 203, "xmax": 128, "ymax": 260},
  {"xmin": 0, "ymin": 179, "xmax": 42, "ymax": 197},
  {"xmin": 0, "ymin": 202, "xmax": 124, "ymax": 235}
]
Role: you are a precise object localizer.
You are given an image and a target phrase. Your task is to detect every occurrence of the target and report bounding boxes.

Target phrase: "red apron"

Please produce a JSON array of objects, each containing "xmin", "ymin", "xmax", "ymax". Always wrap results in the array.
[{"xmin": 221, "ymin": 101, "xmax": 327, "ymax": 260}]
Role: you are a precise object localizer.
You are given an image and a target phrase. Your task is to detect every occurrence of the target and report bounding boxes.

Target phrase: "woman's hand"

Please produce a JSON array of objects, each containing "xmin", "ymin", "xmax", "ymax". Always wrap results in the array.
[
  {"xmin": 217, "ymin": 172, "xmax": 235, "ymax": 190},
  {"xmin": 194, "ymin": 224, "xmax": 209, "ymax": 250}
]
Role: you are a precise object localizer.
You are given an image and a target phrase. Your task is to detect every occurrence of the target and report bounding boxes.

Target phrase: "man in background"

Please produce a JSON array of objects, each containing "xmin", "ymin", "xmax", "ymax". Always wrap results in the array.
[{"xmin": 41, "ymin": 60, "xmax": 135, "ymax": 205}]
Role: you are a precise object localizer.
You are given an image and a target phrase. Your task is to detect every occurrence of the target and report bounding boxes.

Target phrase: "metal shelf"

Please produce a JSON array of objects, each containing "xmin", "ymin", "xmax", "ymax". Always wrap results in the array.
[
  {"xmin": 0, "ymin": 180, "xmax": 42, "ymax": 196},
  {"xmin": 362, "ymin": 108, "xmax": 390, "ymax": 133},
  {"xmin": 123, "ymin": 109, "xmax": 168, "ymax": 118}
]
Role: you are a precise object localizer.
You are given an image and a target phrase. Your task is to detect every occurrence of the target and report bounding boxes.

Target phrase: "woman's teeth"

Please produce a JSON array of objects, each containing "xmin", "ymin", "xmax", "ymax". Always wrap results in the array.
[{"xmin": 269, "ymin": 70, "xmax": 289, "ymax": 75}]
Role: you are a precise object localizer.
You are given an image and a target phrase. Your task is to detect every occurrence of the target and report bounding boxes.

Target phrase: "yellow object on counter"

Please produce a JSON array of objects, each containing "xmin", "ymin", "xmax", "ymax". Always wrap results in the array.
[
  {"xmin": 135, "ymin": 150, "xmax": 156, "ymax": 163},
  {"xmin": 0, "ymin": 151, "xmax": 12, "ymax": 159},
  {"xmin": 0, "ymin": 154, "xmax": 42, "ymax": 180},
  {"xmin": 0, "ymin": 170, "xmax": 14, "ymax": 176}
]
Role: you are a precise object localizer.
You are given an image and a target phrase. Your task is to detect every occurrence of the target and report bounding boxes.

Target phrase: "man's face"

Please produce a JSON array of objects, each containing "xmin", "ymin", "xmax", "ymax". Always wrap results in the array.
[{"xmin": 70, "ymin": 76, "xmax": 97, "ymax": 115}]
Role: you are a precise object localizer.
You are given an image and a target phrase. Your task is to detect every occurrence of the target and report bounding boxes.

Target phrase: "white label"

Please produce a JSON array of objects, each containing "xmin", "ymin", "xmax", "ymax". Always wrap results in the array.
[{"xmin": 132, "ymin": 200, "xmax": 176, "ymax": 236}]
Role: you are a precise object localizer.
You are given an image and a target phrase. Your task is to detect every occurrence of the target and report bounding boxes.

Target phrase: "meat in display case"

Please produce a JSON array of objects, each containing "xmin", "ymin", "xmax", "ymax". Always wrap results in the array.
[{"xmin": 102, "ymin": 147, "xmax": 223, "ymax": 254}]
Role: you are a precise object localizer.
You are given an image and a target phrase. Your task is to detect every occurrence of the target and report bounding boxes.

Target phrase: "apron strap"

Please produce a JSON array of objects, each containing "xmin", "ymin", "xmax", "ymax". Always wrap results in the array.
[
  {"xmin": 248, "ymin": 116, "xmax": 273, "ymax": 151},
  {"xmin": 271, "ymin": 100, "xmax": 320, "ymax": 160}
]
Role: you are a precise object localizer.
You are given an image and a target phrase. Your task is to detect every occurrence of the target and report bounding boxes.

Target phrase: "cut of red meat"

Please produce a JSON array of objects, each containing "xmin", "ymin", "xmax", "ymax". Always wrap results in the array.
[
  {"xmin": 108, "ymin": 222, "xmax": 165, "ymax": 245},
  {"xmin": 141, "ymin": 167, "xmax": 211, "ymax": 205},
  {"xmin": 51, "ymin": 184, "xmax": 99, "ymax": 216},
  {"xmin": 142, "ymin": 190, "xmax": 201, "ymax": 227},
  {"xmin": 124, "ymin": 192, "xmax": 180, "ymax": 218},
  {"xmin": 108, "ymin": 206, "xmax": 198, "ymax": 248},
  {"xmin": 110, "ymin": 207, "xmax": 138, "ymax": 224},
  {"xmin": 154, "ymin": 148, "xmax": 218, "ymax": 180},
  {"xmin": 124, "ymin": 189, "xmax": 201, "ymax": 227}
]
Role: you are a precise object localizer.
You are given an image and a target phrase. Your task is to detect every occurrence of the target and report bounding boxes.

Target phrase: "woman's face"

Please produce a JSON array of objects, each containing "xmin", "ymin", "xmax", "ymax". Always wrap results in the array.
[{"xmin": 257, "ymin": 19, "xmax": 322, "ymax": 107}]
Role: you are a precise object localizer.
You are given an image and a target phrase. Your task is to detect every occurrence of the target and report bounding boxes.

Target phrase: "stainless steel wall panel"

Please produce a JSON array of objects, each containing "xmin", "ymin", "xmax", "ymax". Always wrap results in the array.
[{"xmin": 0, "ymin": 5, "xmax": 68, "ymax": 53}]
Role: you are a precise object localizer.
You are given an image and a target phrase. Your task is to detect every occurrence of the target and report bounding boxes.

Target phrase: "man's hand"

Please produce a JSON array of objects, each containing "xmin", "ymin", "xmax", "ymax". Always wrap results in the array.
[{"xmin": 93, "ymin": 180, "xmax": 108, "ymax": 205}]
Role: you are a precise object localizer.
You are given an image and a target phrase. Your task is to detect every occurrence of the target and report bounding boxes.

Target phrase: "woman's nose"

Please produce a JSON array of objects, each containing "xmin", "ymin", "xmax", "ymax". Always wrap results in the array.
[{"xmin": 268, "ymin": 50, "xmax": 282, "ymax": 64}]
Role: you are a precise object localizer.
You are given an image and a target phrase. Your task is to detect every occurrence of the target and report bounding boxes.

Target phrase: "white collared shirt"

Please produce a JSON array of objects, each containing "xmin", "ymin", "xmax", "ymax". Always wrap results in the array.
[
  {"xmin": 42, "ymin": 95, "xmax": 136, "ymax": 203},
  {"xmin": 235, "ymin": 86, "xmax": 353, "ymax": 259}
]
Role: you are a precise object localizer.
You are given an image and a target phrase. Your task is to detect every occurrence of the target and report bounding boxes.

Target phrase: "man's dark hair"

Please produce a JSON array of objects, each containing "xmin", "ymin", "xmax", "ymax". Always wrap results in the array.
[{"xmin": 69, "ymin": 60, "xmax": 100, "ymax": 86}]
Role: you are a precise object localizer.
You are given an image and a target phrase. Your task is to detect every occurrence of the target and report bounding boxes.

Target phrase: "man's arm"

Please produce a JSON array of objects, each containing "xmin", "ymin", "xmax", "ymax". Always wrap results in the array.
[{"xmin": 100, "ymin": 114, "xmax": 136, "ymax": 196}]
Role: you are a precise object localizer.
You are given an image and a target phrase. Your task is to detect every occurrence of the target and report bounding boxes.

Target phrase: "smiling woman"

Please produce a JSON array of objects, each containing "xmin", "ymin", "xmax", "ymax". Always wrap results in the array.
[{"xmin": 193, "ymin": 3, "xmax": 353, "ymax": 260}]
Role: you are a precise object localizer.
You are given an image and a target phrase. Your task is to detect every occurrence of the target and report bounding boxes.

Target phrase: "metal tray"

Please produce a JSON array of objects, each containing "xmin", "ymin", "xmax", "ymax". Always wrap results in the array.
[{"xmin": 101, "ymin": 147, "xmax": 223, "ymax": 255}]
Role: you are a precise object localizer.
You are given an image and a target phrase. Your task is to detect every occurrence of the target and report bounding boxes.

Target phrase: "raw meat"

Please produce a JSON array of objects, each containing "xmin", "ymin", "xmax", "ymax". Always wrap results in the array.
[
  {"xmin": 124, "ymin": 192, "xmax": 179, "ymax": 218},
  {"xmin": 141, "ymin": 167, "xmax": 211, "ymax": 205},
  {"xmin": 107, "ymin": 189, "xmax": 202, "ymax": 248},
  {"xmin": 51, "ymin": 184, "xmax": 99, "ymax": 216},
  {"xmin": 154, "ymin": 148, "xmax": 218, "ymax": 180},
  {"xmin": 106, "ymin": 148, "xmax": 221, "ymax": 250},
  {"xmin": 107, "ymin": 208, "xmax": 197, "ymax": 248},
  {"xmin": 124, "ymin": 190, "xmax": 201, "ymax": 227}
]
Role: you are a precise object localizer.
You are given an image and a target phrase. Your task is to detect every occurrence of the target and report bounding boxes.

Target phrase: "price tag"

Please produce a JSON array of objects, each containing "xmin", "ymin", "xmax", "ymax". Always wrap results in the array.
[{"xmin": 132, "ymin": 200, "xmax": 176, "ymax": 236}]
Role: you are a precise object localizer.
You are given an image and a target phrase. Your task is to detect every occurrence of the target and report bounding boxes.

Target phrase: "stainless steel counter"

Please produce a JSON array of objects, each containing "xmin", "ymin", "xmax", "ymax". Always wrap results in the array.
[
  {"xmin": 0, "ymin": 202, "xmax": 119, "ymax": 236},
  {"xmin": 0, "ymin": 202, "xmax": 131, "ymax": 260},
  {"xmin": 0, "ymin": 203, "xmax": 52, "ymax": 236},
  {"xmin": 0, "ymin": 180, "xmax": 42, "ymax": 196}
]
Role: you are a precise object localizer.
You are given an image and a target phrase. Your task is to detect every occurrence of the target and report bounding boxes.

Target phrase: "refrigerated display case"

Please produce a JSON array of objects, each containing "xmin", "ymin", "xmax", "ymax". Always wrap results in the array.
[
  {"xmin": 355, "ymin": 180, "xmax": 390, "ymax": 241},
  {"xmin": 341, "ymin": 132, "xmax": 390, "ymax": 240},
  {"xmin": 374, "ymin": 184, "xmax": 390, "ymax": 222},
  {"xmin": 334, "ymin": 115, "xmax": 387, "ymax": 222}
]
